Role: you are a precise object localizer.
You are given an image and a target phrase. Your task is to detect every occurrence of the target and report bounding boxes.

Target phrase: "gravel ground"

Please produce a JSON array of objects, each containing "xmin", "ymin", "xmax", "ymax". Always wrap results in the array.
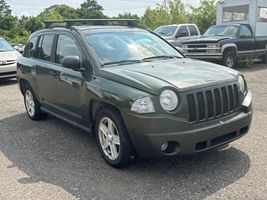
[{"xmin": 0, "ymin": 64, "xmax": 266, "ymax": 200}]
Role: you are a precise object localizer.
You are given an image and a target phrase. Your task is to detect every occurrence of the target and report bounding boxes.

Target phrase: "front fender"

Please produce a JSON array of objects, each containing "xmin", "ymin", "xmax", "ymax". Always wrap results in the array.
[{"xmin": 221, "ymin": 43, "xmax": 238, "ymax": 54}]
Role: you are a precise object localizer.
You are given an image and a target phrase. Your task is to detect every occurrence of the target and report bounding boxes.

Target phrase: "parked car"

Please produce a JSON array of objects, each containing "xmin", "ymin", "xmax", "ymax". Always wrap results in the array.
[
  {"xmin": 17, "ymin": 19, "xmax": 252, "ymax": 168},
  {"xmin": 154, "ymin": 24, "xmax": 201, "ymax": 47},
  {"xmin": 182, "ymin": 24, "xmax": 267, "ymax": 68},
  {"xmin": 0, "ymin": 37, "xmax": 19, "ymax": 79}
]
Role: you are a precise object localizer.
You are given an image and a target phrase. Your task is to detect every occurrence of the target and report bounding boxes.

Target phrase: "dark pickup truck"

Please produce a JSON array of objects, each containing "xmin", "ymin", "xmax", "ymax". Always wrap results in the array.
[{"xmin": 182, "ymin": 24, "xmax": 267, "ymax": 68}]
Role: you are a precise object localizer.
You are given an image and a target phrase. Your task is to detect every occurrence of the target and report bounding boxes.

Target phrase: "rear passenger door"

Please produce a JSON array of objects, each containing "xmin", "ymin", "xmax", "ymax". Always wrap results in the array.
[
  {"xmin": 174, "ymin": 26, "xmax": 190, "ymax": 47},
  {"xmin": 36, "ymin": 33, "xmax": 84, "ymax": 123},
  {"xmin": 188, "ymin": 25, "xmax": 200, "ymax": 39}
]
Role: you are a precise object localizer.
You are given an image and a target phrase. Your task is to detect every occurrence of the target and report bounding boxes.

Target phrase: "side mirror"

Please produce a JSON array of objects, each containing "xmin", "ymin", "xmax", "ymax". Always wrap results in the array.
[{"xmin": 62, "ymin": 56, "xmax": 81, "ymax": 71}]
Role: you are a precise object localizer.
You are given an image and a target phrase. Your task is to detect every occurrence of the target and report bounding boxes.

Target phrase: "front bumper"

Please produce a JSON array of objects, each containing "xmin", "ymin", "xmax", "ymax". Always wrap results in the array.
[
  {"xmin": 0, "ymin": 63, "xmax": 17, "ymax": 79},
  {"xmin": 184, "ymin": 54, "xmax": 223, "ymax": 61},
  {"xmin": 123, "ymin": 91, "xmax": 252, "ymax": 158}
]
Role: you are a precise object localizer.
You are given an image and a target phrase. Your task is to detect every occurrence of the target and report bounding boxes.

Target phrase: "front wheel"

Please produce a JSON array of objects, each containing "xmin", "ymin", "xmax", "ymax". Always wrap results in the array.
[
  {"xmin": 95, "ymin": 108, "xmax": 136, "ymax": 168},
  {"xmin": 223, "ymin": 50, "xmax": 237, "ymax": 68}
]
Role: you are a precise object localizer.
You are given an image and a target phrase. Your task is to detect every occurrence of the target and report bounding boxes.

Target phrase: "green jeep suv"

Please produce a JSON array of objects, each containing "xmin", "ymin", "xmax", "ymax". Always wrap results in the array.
[{"xmin": 17, "ymin": 19, "xmax": 252, "ymax": 167}]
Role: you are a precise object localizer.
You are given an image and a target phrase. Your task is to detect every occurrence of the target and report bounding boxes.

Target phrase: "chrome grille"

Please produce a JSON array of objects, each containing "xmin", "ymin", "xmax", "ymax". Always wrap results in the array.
[
  {"xmin": 187, "ymin": 84, "xmax": 240, "ymax": 123},
  {"xmin": 0, "ymin": 60, "xmax": 16, "ymax": 66}
]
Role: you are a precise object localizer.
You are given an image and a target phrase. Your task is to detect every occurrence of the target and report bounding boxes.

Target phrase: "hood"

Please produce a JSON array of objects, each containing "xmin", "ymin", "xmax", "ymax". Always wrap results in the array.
[
  {"xmin": 0, "ymin": 51, "xmax": 18, "ymax": 61},
  {"xmin": 183, "ymin": 36, "xmax": 232, "ymax": 44},
  {"xmin": 99, "ymin": 59, "xmax": 238, "ymax": 95}
]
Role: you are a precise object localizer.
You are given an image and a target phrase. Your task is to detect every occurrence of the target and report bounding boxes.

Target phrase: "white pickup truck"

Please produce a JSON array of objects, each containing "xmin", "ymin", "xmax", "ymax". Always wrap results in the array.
[{"xmin": 154, "ymin": 24, "xmax": 201, "ymax": 47}]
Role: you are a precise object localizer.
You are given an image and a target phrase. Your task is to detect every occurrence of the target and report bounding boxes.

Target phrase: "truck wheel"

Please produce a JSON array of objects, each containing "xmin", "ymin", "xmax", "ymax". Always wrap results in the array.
[
  {"xmin": 23, "ymin": 85, "xmax": 47, "ymax": 120},
  {"xmin": 223, "ymin": 50, "xmax": 237, "ymax": 68},
  {"xmin": 95, "ymin": 108, "xmax": 136, "ymax": 168}
]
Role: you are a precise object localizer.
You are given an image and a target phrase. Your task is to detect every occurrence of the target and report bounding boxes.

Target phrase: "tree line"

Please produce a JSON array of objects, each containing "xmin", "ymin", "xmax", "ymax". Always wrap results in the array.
[{"xmin": 0, "ymin": 0, "xmax": 216, "ymax": 44}]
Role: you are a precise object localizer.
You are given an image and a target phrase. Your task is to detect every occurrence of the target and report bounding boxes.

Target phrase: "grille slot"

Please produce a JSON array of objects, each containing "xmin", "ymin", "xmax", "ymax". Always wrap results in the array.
[{"xmin": 187, "ymin": 84, "xmax": 240, "ymax": 123}]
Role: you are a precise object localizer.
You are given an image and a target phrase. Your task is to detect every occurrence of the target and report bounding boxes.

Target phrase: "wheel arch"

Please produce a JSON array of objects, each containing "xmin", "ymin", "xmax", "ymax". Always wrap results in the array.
[
  {"xmin": 19, "ymin": 78, "xmax": 30, "ymax": 95},
  {"xmin": 90, "ymin": 100, "xmax": 124, "ymax": 136},
  {"xmin": 221, "ymin": 44, "xmax": 237, "ymax": 55}
]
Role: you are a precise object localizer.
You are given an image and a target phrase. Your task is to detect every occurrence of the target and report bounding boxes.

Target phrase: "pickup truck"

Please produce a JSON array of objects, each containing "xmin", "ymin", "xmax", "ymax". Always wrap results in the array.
[
  {"xmin": 154, "ymin": 24, "xmax": 201, "ymax": 47},
  {"xmin": 181, "ymin": 24, "xmax": 267, "ymax": 68}
]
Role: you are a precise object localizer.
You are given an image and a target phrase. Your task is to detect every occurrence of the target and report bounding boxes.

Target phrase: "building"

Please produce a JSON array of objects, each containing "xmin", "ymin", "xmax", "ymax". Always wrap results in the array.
[{"xmin": 216, "ymin": 0, "xmax": 267, "ymax": 36}]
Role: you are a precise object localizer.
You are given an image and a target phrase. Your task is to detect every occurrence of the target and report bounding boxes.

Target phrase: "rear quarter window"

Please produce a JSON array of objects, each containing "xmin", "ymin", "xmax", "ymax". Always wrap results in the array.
[
  {"xmin": 188, "ymin": 25, "xmax": 199, "ymax": 36},
  {"xmin": 23, "ymin": 36, "xmax": 38, "ymax": 58}
]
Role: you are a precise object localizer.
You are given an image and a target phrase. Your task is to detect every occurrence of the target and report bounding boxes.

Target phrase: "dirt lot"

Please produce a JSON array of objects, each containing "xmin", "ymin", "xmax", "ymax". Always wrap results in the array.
[{"xmin": 0, "ymin": 64, "xmax": 266, "ymax": 200}]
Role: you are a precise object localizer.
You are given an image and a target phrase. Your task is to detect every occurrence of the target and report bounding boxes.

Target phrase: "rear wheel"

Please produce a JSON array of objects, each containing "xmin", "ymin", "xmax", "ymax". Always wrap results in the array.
[
  {"xmin": 223, "ymin": 50, "xmax": 237, "ymax": 68},
  {"xmin": 95, "ymin": 108, "xmax": 136, "ymax": 168},
  {"xmin": 23, "ymin": 85, "xmax": 47, "ymax": 120}
]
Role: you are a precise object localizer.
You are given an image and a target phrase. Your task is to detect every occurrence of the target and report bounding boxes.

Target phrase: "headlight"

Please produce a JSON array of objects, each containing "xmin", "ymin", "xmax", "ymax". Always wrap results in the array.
[
  {"xmin": 207, "ymin": 43, "xmax": 220, "ymax": 48},
  {"xmin": 131, "ymin": 97, "xmax": 155, "ymax": 113},
  {"xmin": 238, "ymin": 75, "xmax": 246, "ymax": 94},
  {"xmin": 207, "ymin": 43, "xmax": 220, "ymax": 53},
  {"xmin": 160, "ymin": 90, "xmax": 178, "ymax": 111}
]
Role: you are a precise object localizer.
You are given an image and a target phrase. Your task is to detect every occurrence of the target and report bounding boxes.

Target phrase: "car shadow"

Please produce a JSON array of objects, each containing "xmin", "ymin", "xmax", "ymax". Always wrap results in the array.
[
  {"xmin": 0, "ymin": 113, "xmax": 250, "ymax": 200},
  {"xmin": 0, "ymin": 78, "xmax": 17, "ymax": 86},
  {"xmin": 237, "ymin": 63, "xmax": 267, "ymax": 72}
]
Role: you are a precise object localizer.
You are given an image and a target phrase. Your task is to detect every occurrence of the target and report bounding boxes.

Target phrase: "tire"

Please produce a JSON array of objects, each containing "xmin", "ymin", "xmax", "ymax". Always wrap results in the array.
[
  {"xmin": 95, "ymin": 108, "xmax": 136, "ymax": 168},
  {"xmin": 223, "ymin": 50, "xmax": 237, "ymax": 68},
  {"xmin": 260, "ymin": 53, "xmax": 267, "ymax": 64},
  {"xmin": 23, "ymin": 84, "xmax": 47, "ymax": 121}
]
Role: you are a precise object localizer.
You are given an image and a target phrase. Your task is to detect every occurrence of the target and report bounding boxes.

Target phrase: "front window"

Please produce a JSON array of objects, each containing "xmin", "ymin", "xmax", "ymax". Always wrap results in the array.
[
  {"xmin": 154, "ymin": 26, "xmax": 178, "ymax": 37},
  {"xmin": 0, "ymin": 38, "xmax": 14, "ymax": 52},
  {"xmin": 203, "ymin": 26, "xmax": 239, "ymax": 37},
  {"xmin": 85, "ymin": 31, "xmax": 183, "ymax": 66},
  {"xmin": 55, "ymin": 35, "xmax": 82, "ymax": 64}
]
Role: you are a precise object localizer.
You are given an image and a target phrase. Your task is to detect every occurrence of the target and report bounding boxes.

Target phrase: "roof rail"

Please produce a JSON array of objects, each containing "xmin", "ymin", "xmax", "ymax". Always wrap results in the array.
[{"xmin": 44, "ymin": 19, "xmax": 137, "ymax": 28}]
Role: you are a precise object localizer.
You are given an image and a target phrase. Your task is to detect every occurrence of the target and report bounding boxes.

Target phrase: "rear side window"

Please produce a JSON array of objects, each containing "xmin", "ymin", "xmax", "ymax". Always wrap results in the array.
[
  {"xmin": 239, "ymin": 25, "xmax": 252, "ymax": 38},
  {"xmin": 188, "ymin": 25, "xmax": 198, "ymax": 36},
  {"xmin": 177, "ymin": 26, "xmax": 189, "ymax": 37},
  {"xmin": 23, "ymin": 36, "xmax": 38, "ymax": 58},
  {"xmin": 36, "ymin": 34, "xmax": 55, "ymax": 61},
  {"xmin": 55, "ymin": 35, "xmax": 82, "ymax": 64}
]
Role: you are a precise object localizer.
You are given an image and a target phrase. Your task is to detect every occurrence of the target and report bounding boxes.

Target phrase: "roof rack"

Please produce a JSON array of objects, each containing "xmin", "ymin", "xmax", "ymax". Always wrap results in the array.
[{"xmin": 44, "ymin": 19, "xmax": 137, "ymax": 29}]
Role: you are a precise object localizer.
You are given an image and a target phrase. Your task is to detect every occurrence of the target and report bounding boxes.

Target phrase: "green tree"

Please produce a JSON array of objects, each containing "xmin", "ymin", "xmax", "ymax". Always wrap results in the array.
[
  {"xmin": 168, "ymin": 0, "xmax": 187, "ymax": 24},
  {"xmin": 0, "ymin": 0, "xmax": 11, "ymax": 17},
  {"xmin": 77, "ymin": 0, "xmax": 105, "ymax": 19},
  {"xmin": 116, "ymin": 12, "xmax": 140, "ymax": 20},
  {"xmin": 141, "ymin": 6, "xmax": 171, "ymax": 30},
  {"xmin": 188, "ymin": 0, "xmax": 216, "ymax": 33},
  {"xmin": 41, "ymin": 4, "xmax": 77, "ymax": 19},
  {"xmin": 20, "ymin": 16, "xmax": 43, "ymax": 33},
  {"xmin": 140, "ymin": 0, "xmax": 188, "ymax": 30}
]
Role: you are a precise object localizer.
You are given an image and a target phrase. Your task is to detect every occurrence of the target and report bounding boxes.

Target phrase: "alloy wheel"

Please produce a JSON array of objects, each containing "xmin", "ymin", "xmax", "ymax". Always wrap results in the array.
[
  {"xmin": 25, "ymin": 90, "xmax": 36, "ymax": 117},
  {"xmin": 98, "ymin": 117, "xmax": 121, "ymax": 160}
]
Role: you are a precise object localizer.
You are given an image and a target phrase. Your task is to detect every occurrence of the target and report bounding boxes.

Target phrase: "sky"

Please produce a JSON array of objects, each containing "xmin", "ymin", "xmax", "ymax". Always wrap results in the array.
[{"xmin": 5, "ymin": 0, "xmax": 200, "ymax": 17}]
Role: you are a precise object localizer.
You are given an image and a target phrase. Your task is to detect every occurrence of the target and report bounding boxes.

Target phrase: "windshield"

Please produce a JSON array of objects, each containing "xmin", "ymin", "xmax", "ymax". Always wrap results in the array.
[
  {"xmin": 154, "ymin": 26, "xmax": 177, "ymax": 37},
  {"xmin": 203, "ymin": 26, "xmax": 239, "ymax": 37},
  {"xmin": 0, "ymin": 39, "xmax": 14, "ymax": 52},
  {"xmin": 85, "ymin": 30, "xmax": 183, "ymax": 66}
]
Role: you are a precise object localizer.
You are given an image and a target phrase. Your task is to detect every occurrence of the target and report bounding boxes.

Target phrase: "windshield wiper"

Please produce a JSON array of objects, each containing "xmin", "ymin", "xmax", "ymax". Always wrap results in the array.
[
  {"xmin": 102, "ymin": 59, "xmax": 141, "ymax": 67},
  {"xmin": 142, "ymin": 55, "xmax": 181, "ymax": 62}
]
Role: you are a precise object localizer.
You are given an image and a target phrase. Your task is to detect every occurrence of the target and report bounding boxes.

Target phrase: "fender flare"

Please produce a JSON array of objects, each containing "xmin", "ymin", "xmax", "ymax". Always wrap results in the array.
[{"xmin": 221, "ymin": 44, "xmax": 238, "ymax": 55}]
